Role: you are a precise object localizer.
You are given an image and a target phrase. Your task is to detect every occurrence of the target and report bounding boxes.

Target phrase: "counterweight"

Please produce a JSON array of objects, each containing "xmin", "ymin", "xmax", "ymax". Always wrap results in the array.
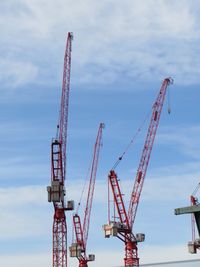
[
  {"xmin": 103, "ymin": 78, "xmax": 173, "ymax": 267},
  {"xmin": 47, "ymin": 32, "xmax": 74, "ymax": 267}
]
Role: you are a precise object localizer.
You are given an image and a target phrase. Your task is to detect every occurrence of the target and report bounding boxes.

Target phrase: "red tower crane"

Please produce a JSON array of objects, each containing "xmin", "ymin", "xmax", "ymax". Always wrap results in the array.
[
  {"xmin": 103, "ymin": 77, "xmax": 173, "ymax": 267},
  {"xmin": 70, "ymin": 123, "xmax": 105, "ymax": 267},
  {"xmin": 47, "ymin": 32, "xmax": 74, "ymax": 267}
]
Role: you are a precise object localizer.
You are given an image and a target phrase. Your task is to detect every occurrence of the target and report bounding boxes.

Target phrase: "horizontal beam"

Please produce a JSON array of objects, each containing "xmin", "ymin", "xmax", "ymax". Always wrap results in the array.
[{"xmin": 174, "ymin": 204, "xmax": 200, "ymax": 215}]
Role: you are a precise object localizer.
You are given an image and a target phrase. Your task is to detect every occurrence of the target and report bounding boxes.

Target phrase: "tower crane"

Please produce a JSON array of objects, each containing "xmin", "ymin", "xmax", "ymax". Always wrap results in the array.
[
  {"xmin": 175, "ymin": 182, "xmax": 200, "ymax": 254},
  {"xmin": 47, "ymin": 32, "xmax": 74, "ymax": 267},
  {"xmin": 103, "ymin": 77, "xmax": 173, "ymax": 267},
  {"xmin": 70, "ymin": 123, "xmax": 105, "ymax": 267}
]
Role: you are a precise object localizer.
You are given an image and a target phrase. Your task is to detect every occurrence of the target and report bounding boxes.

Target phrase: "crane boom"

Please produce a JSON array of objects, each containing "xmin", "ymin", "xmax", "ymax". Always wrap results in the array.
[
  {"xmin": 128, "ymin": 77, "xmax": 173, "ymax": 229},
  {"xmin": 70, "ymin": 123, "xmax": 104, "ymax": 267},
  {"xmin": 59, "ymin": 32, "xmax": 73, "ymax": 184},
  {"xmin": 83, "ymin": 122, "xmax": 104, "ymax": 244},
  {"xmin": 47, "ymin": 32, "xmax": 74, "ymax": 267}
]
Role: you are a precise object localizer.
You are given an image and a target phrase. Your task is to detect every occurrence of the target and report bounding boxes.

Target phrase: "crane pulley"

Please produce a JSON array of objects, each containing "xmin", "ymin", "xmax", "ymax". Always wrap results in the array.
[{"xmin": 103, "ymin": 77, "xmax": 173, "ymax": 267}]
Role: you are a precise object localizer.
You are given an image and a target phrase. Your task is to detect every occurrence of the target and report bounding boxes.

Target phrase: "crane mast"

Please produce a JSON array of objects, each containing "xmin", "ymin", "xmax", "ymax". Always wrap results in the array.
[
  {"xmin": 47, "ymin": 32, "xmax": 74, "ymax": 267},
  {"xmin": 103, "ymin": 78, "xmax": 173, "ymax": 267},
  {"xmin": 70, "ymin": 123, "xmax": 105, "ymax": 267}
]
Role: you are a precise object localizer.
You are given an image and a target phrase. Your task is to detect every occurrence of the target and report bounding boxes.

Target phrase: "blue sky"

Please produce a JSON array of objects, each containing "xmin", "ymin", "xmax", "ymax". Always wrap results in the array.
[{"xmin": 0, "ymin": 1, "xmax": 200, "ymax": 266}]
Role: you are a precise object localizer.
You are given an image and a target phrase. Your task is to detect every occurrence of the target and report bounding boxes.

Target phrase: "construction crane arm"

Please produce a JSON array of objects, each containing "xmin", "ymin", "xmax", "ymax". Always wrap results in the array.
[
  {"xmin": 70, "ymin": 123, "xmax": 104, "ymax": 265},
  {"xmin": 83, "ymin": 123, "xmax": 105, "ymax": 246},
  {"xmin": 58, "ymin": 32, "xmax": 73, "ymax": 184},
  {"xmin": 128, "ymin": 77, "xmax": 173, "ymax": 229}
]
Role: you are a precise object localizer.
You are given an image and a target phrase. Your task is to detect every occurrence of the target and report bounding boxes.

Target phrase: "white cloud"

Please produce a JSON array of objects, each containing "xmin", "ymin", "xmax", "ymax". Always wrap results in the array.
[
  {"xmin": 0, "ymin": 185, "xmax": 50, "ymax": 240},
  {"xmin": 0, "ymin": 253, "xmax": 51, "ymax": 267},
  {"xmin": 0, "ymin": 157, "xmax": 49, "ymax": 181},
  {"xmin": 0, "ymin": 59, "xmax": 38, "ymax": 89},
  {"xmin": 143, "ymin": 172, "xmax": 200, "ymax": 202},
  {"xmin": 0, "ymin": 0, "xmax": 200, "ymax": 88},
  {"xmin": 0, "ymin": 186, "xmax": 46, "ymax": 207},
  {"xmin": 158, "ymin": 125, "xmax": 200, "ymax": 160},
  {"xmin": 0, "ymin": 250, "xmax": 122, "ymax": 267},
  {"xmin": 0, "ymin": 245, "xmax": 198, "ymax": 267},
  {"xmin": 140, "ymin": 244, "xmax": 199, "ymax": 264}
]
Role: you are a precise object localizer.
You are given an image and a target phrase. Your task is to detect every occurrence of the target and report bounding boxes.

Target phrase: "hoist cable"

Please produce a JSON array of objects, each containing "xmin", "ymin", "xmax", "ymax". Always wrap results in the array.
[
  {"xmin": 76, "ymin": 157, "xmax": 93, "ymax": 214},
  {"xmin": 168, "ymin": 86, "xmax": 171, "ymax": 114},
  {"xmin": 112, "ymin": 109, "xmax": 151, "ymax": 170}
]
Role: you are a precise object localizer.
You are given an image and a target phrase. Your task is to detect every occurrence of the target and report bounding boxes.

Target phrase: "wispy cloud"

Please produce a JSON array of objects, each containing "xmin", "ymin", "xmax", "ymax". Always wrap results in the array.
[
  {"xmin": 0, "ymin": 185, "xmax": 50, "ymax": 240},
  {"xmin": 1, "ymin": 0, "xmax": 200, "ymax": 89},
  {"xmin": 139, "ymin": 244, "xmax": 199, "ymax": 264},
  {"xmin": 0, "ymin": 244, "xmax": 197, "ymax": 267},
  {"xmin": 0, "ymin": 253, "xmax": 51, "ymax": 267},
  {"xmin": 0, "ymin": 59, "xmax": 38, "ymax": 89},
  {"xmin": 158, "ymin": 125, "xmax": 200, "ymax": 160},
  {"xmin": 0, "ymin": 186, "xmax": 46, "ymax": 207}
]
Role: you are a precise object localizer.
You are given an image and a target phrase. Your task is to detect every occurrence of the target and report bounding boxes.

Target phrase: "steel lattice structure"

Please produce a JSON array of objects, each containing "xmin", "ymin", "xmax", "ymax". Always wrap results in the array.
[
  {"xmin": 104, "ymin": 78, "xmax": 173, "ymax": 267},
  {"xmin": 70, "ymin": 123, "xmax": 104, "ymax": 267},
  {"xmin": 47, "ymin": 32, "xmax": 74, "ymax": 267}
]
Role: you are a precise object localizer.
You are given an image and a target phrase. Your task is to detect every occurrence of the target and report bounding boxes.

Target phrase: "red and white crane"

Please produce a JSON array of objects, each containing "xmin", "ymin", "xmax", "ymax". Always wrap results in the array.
[
  {"xmin": 103, "ymin": 77, "xmax": 173, "ymax": 267},
  {"xmin": 70, "ymin": 123, "xmax": 104, "ymax": 267},
  {"xmin": 47, "ymin": 32, "xmax": 74, "ymax": 267}
]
